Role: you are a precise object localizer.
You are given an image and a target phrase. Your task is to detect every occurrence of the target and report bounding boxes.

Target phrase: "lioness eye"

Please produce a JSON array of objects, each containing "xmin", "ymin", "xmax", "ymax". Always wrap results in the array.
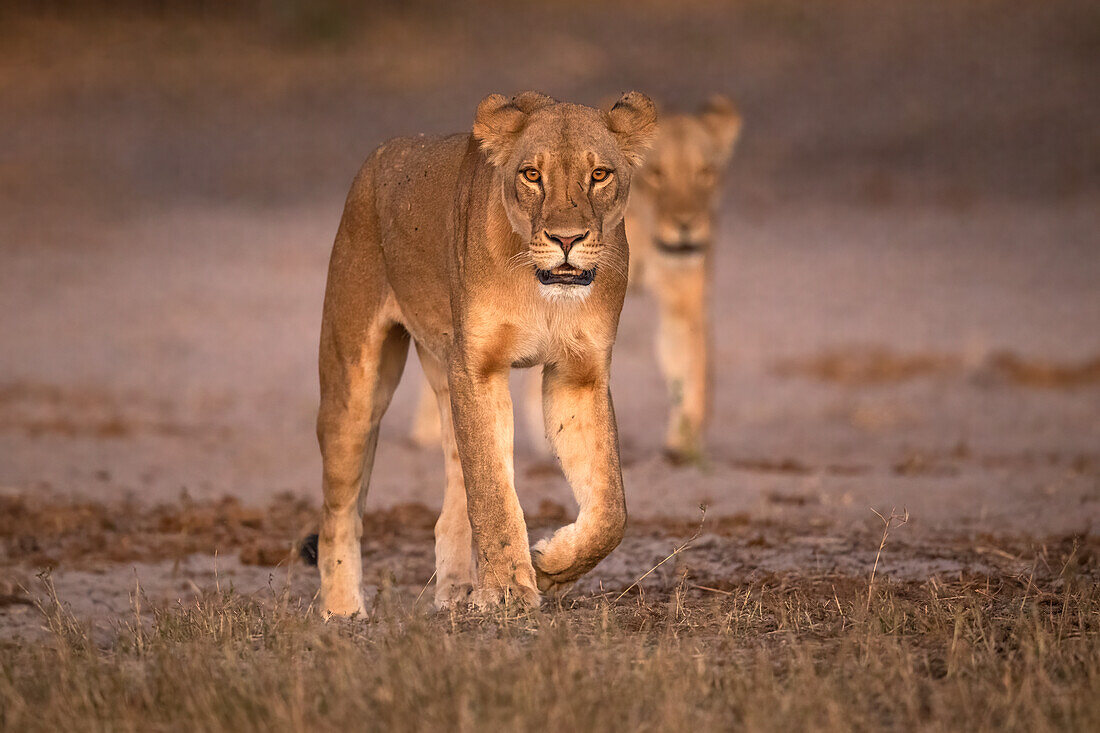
[
  {"xmin": 591, "ymin": 168, "xmax": 611, "ymax": 182},
  {"xmin": 522, "ymin": 168, "xmax": 541, "ymax": 183}
]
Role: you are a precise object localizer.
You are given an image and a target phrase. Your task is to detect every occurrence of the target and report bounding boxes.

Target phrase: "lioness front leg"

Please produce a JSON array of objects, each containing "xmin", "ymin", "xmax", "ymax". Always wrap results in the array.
[
  {"xmin": 531, "ymin": 360, "xmax": 626, "ymax": 593},
  {"xmin": 448, "ymin": 363, "xmax": 539, "ymax": 609},
  {"xmin": 654, "ymin": 267, "xmax": 709, "ymax": 462}
]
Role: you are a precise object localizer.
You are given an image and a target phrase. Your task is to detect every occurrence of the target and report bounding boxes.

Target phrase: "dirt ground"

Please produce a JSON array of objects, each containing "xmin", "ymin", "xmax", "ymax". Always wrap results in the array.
[{"xmin": 0, "ymin": 1, "xmax": 1098, "ymax": 643}]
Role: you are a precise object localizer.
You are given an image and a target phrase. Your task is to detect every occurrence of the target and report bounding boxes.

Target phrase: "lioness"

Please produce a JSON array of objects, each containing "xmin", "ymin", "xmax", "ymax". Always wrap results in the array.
[
  {"xmin": 624, "ymin": 95, "xmax": 742, "ymax": 460},
  {"xmin": 411, "ymin": 95, "xmax": 741, "ymax": 461},
  {"xmin": 316, "ymin": 91, "xmax": 656, "ymax": 616}
]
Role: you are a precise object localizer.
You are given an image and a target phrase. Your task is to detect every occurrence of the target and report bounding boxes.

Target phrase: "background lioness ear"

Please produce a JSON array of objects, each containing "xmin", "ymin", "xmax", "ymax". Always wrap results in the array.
[
  {"xmin": 473, "ymin": 91, "xmax": 555, "ymax": 167},
  {"xmin": 604, "ymin": 91, "xmax": 658, "ymax": 167},
  {"xmin": 698, "ymin": 94, "xmax": 743, "ymax": 165}
]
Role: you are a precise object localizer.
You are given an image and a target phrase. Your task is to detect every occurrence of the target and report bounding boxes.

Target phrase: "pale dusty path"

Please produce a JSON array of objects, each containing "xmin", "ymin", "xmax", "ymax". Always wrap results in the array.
[{"xmin": 2, "ymin": 198, "xmax": 1097, "ymax": 538}]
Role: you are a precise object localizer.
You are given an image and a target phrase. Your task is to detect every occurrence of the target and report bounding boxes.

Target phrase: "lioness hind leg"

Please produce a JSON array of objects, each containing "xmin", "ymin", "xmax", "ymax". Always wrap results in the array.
[
  {"xmin": 521, "ymin": 366, "xmax": 552, "ymax": 457},
  {"xmin": 318, "ymin": 315, "xmax": 409, "ymax": 618},
  {"xmin": 415, "ymin": 344, "xmax": 476, "ymax": 608},
  {"xmin": 409, "ymin": 377, "xmax": 442, "ymax": 448},
  {"xmin": 652, "ymin": 267, "xmax": 709, "ymax": 462}
]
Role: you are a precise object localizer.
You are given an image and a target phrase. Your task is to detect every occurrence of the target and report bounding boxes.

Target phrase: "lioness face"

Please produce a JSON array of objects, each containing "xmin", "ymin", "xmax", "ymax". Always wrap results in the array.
[
  {"xmin": 474, "ymin": 92, "xmax": 657, "ymax": 298},
  {"xmin": 636, "ymin": 95, "xmax": 742, "ymax": 257}
]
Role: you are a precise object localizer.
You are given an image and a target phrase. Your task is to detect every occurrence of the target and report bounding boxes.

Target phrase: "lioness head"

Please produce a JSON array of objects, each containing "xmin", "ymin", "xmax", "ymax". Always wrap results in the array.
[
  {"xmin": 635, "ymin": 95, "xmax": 742, "ymax": 256},
  {"xmin": 473, "ymin": 91, "xmax": 657, "ymax": 298}
]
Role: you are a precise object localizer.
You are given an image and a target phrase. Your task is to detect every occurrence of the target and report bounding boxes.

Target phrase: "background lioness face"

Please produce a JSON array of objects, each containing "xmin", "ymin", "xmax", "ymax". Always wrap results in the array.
[
  {"xmin": 474, "ymin": 92, "xmax": 656, "ymax": 297},
  {"xmin": 635, "ymin": 96, "xmax": 742, "ymax": 255}
]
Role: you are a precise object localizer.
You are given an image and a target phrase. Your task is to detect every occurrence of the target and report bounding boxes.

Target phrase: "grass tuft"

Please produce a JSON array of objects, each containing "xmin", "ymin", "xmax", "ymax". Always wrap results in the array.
[{"xmin": 2, "ymin": 562, "xmax": 1097, "ymax": 732}]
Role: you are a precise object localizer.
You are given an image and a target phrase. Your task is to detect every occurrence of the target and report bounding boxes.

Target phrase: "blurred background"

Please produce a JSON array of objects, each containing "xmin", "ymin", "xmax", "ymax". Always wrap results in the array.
[{"xmin": 1, "ymin": 0, "xmax": 1097, "ymax": 535}]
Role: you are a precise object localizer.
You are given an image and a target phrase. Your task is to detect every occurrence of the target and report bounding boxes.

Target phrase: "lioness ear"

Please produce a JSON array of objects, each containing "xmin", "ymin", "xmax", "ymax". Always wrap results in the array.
[
  {"xmin": 510, "ymin": 91, "xmax": 556, "ymax": 114},
  {"xmin": 604, "ymin": 91, "xmax": 658, "ymax": 167},
  {"xmin": 473, "ymin": 92, "xmax": 555, "ymax": 167},
  {"xmin": 698, "ymin": 94, "xmax": 743, "ymax": 165},
  {"xmin": 473, "ymin": 94, "xmax": 526, "ymax": 167}
]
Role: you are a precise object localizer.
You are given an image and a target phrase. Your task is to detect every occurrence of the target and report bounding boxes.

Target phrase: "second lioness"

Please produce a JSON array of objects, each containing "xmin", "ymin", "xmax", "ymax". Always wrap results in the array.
[
  {"xmin": 626, "ymin": 95, "xmax": 742, "ymax": 460},
  {"xmin": 317, "ymin": 91, "xmax": 656, "ymax": 617}
]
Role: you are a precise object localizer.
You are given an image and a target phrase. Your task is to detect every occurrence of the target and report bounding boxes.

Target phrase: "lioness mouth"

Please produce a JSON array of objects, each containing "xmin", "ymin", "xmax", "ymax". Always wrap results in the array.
[
  {"xmin": 536, "ymin": 264, "xmax": 596, "ymax": 286},
  {"xmin": 655, "ymin": 239, "xmax": 705, "ymax": 256}
]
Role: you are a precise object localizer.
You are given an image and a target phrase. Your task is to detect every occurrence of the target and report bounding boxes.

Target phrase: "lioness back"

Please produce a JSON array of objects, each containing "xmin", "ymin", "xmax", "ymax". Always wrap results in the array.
[{"xmin": 347, "ymin": 132, "xmax": 471, "ymax": 354}]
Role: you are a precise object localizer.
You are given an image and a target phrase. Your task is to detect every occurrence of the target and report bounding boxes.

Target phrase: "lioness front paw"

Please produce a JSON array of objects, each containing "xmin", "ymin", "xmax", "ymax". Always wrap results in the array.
[
  {"xmin": 471, "ymin": 581, "xmax": 540, "ymax": 611},
  {"xmin": 531, "ymin": 540, "xmax": 563, "ymax": 592},
  {"xmin": 531, "ymin": 558, "xmax": 576, "ymax": 596},
  {"xmin": 664, "ymin": 421, "xmax": 704, "ymax": 465},
  {"xmin": 662, "ymin": 445, "xmax": 702, "ymax": 466},
  {"xmin": 321, "ymin": 594, "xmax": 367, "ymax": 620},
  {"xmin": 434, "ymin": 582, "xmax": 474, "ymax": 610},
  {"xmin": 530, "ymin": 535, "xmax": 583, "ymax": 593},
  {"xmin": 533, "ymin": 568, "xmax": 575, "ymax": 598}
]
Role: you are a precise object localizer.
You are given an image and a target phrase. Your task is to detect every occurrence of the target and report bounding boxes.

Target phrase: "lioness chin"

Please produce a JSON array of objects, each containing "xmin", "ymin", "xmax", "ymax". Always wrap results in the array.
[{"xmin": 316, "ymin": 91, "xmax": 656, "ymax": 617}]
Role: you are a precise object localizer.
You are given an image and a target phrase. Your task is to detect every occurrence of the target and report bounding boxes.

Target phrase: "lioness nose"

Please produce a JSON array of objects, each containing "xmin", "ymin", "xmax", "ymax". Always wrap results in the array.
[{"xmin": 544, "ymin": 230, "xmax": 589, "ymax": 255}]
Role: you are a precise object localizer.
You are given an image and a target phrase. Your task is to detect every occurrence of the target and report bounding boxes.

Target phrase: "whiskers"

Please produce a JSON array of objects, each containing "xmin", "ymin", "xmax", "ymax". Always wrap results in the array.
[
  {"xmin": 507, "ymin": 243, "xmax": 628, "ymax": 293},
  {"xmin": 597, "ymin": 250, "xmax": 630, "ymax": 284},
  {"xmin": 505, "ymin": 249, "xmax": 537, "ymax": 277}
]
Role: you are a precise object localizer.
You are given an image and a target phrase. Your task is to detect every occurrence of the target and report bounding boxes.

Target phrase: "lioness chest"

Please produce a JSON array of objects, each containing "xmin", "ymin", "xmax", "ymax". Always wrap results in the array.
[{"xmin": 458, "ymin": 297, "xmax": 617, "ymax": 376}]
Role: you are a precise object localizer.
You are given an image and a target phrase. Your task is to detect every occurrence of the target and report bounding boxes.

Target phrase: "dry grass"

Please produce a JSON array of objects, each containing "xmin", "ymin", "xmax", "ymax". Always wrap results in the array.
[
  {"xmin": 1, "ymin": 499, "xmax": 1097, "ymax": 729},
  {"xmin": 1, "ymin": 545, "xmax": 1098, "ymax": 731}
]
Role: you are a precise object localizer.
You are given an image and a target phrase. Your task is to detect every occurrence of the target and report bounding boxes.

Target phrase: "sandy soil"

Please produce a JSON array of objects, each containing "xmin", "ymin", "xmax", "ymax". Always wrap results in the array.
[
  {"xmin": 1, "ymin": 196, "xmax": 1096, "ymax": 637},
  {"xmin": 0, "ymin": 1, "xmax": 1097, "ymax": 636},
  {"xmin": 2, "ymin": 199, "xmax": 1096, "ymax": 525}
]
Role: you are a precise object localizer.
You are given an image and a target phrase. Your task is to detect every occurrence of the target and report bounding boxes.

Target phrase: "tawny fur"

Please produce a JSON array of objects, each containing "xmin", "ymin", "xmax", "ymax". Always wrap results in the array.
[{"xmin": 317, "ymin": 92, "xmax": 656, "ymax": 616}]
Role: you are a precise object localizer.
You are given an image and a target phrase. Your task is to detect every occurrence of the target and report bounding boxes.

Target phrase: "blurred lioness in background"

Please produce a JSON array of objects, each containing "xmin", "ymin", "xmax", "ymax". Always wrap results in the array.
[
  {"xmin": 621, "ymin": 94, "xmax": 742, "ymax": 460},
  {"xmin": 412, "ymin": 95, "xmax": 741, "ymax": 462}
]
